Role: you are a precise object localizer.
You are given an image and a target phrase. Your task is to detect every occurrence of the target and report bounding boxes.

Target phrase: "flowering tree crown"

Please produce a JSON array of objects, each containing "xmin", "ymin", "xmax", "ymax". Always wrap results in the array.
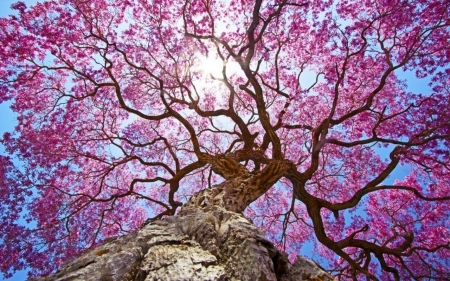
[{"xmin": 0, "ymin": 0, "xmax": 449, "ymax": 279}]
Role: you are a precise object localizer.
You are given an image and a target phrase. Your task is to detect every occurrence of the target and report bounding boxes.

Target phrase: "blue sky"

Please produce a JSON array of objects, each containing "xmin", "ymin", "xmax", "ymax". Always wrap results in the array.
[
  {"xmin": 1, "ymin": 2, "xmax": 40, "ymax": 280},
  {"xmin": 0, "ymin": 1, "xmax": 434, "ymax": 280},
  {"xmin": 0, "ymin": 0, "xmax": 28, "ymax": 150}
]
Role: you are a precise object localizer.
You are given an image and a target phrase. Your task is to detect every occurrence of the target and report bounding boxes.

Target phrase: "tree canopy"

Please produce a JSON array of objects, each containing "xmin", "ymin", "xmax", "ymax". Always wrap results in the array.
[{"xmin": 0, "ymin": 0, "xmax": 449, "ymax": 279}]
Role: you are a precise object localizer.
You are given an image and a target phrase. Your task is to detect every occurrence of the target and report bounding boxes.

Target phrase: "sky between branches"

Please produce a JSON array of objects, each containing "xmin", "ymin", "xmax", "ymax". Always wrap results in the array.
[{"xmin": 0, "ymin": 0, "xmax": 443, "ymax": 280}]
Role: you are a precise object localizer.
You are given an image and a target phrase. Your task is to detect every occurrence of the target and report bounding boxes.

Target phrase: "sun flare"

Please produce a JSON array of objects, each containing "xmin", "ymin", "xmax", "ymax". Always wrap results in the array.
[
  {"xmin": 199, "ymin": 56, "xmax": 225, "ymax": 78},
  {"xmin": 194, "ymin": 54, "xmax": 242, "ymax": 80}
]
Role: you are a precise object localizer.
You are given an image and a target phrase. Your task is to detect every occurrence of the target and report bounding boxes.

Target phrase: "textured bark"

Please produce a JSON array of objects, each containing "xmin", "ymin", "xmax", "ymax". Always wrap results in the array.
[
  {"xmin": 30, "ymin": 160, "xmax": 333, "ymax": 280},
  {"xmin": 198, "ymin": 157, "xmax": 293, "ymax": 213},
  {"xmin": 30, "ymin": 205, "xmax": 333, "ymax": 281}
]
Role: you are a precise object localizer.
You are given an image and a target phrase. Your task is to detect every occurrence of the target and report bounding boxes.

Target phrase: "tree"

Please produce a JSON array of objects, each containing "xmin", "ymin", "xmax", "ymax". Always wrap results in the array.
[{"xmin": 0, "ymin": 0, "xmax": 449, "ymax": 279}]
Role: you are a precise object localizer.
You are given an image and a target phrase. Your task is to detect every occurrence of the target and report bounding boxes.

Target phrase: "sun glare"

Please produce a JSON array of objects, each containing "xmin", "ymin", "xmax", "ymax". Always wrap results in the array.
[
  {"xmin": 190, "ymin": 54, "xmax": 244, "ymax": 103},
  {"xmin": 199, "ymin": 56, "xmax": 225, "ymax": 78},
  {"xmin": 195, "ymin": 54, "xmax": 242, "ymax": 80}
]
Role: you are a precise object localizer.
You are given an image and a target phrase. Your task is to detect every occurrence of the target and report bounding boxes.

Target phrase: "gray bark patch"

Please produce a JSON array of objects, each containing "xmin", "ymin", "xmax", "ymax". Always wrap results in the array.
[{"xmin": 30, "ymin": 206, "xmax": 333, "ymax": 281}]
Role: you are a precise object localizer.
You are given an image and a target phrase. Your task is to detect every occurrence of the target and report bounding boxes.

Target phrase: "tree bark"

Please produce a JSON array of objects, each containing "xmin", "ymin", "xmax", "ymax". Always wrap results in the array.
[
  {"xmin": 30, "ymin": 205, "xmax": 332, "ymax": 281},
  {"xmin": 30, "ymin": 158, "xmax": 333, "ymax": 280}
]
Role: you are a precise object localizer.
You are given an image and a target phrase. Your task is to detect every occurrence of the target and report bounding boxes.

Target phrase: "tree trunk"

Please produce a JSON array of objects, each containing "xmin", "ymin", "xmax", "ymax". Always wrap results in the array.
[{"xmin": 30, "ymin": 159, "xmax": 333, "ymax": 280}]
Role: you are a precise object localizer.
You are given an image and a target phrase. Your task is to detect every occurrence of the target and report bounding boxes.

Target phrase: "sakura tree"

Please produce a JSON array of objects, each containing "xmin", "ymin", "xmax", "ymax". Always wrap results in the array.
[{"xmin": 0, "ymin": 0, "xmax": 449, "ymax": 279}]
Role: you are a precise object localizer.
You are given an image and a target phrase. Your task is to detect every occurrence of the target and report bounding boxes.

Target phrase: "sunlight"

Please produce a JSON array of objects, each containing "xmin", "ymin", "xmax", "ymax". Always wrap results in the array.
[
  {"xmin": 195, "ymin": 54, "xmax": 242, "ymax": 80},
  {"xmin": 188, "ymin": 54, "xmax": 244, "ymax": 106},
  {"xmin": 199, "ymin": 56, "xmax": 225, "ymax": 78}
]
